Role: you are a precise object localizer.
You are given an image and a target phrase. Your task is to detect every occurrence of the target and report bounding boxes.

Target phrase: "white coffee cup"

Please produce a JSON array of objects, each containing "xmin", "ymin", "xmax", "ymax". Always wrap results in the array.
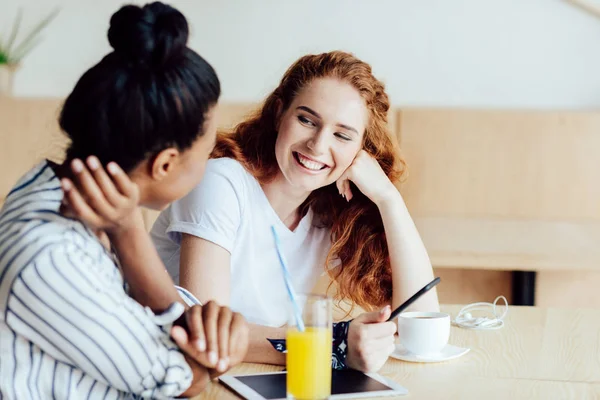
[{"xmin": 397, "ymin": 311, "xmax": 451, "ymax": 356}]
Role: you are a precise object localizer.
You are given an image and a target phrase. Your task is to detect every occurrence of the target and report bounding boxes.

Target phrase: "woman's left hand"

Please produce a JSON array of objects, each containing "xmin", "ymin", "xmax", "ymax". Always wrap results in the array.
[{"xmin": 335, "ymin": 150, "xmax": 397, "ymax": 205}]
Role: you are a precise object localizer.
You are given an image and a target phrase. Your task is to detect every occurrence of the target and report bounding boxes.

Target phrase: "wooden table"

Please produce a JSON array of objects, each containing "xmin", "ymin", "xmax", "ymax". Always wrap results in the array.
[{"xmin": 193, "ymin": 305, "xmax": 600, "ymax": 399}]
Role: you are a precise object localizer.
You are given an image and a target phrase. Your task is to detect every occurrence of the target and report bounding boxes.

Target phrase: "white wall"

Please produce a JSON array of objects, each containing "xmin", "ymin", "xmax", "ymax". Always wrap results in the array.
[{"xmin": 3, "ymin": 0, "xmax": 600, "ymax": 108}]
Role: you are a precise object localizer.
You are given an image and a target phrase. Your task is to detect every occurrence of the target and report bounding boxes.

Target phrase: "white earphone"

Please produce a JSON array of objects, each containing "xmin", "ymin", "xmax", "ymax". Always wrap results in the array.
[{"xmin": 453, "ymin": 295, "xmax": 508, "ymax": 330}]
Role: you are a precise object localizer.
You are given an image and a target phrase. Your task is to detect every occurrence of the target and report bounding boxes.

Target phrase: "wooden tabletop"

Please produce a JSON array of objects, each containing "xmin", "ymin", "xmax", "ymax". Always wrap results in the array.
[{"xmin": 193, "ymin": 305, "xmax": 600, "ymax": 400}]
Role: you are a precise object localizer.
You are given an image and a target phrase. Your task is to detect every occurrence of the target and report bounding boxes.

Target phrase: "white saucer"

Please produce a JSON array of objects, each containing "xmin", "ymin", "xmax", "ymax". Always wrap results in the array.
[{"xmin": 390, "ymin": 343, "xmax": 470, "ymax": 363}]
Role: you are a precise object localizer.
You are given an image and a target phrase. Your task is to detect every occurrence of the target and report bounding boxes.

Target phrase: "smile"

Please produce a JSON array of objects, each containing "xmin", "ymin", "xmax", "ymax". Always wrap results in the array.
[{"xmin": 293, "ymin": 152, "xmax": 329, "ymax": 171}]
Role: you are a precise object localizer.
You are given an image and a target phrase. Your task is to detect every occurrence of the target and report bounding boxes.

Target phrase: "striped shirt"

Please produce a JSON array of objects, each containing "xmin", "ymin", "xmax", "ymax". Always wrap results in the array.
[{"xmin": 0, "ymin": 162, "xmax": 192, "ymax": 399}]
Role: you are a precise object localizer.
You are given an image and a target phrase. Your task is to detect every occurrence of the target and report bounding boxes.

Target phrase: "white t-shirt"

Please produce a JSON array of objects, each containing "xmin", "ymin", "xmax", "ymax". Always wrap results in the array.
[{"xmin": 150, "ymin": 158, "xmax": 332, "ymax": 327}]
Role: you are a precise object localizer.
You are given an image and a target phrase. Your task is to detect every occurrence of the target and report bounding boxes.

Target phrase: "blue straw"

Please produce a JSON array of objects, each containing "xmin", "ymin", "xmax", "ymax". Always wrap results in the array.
[{"xmin": 271, "ymin": 226, "xmax": 305, "ymax": 332}]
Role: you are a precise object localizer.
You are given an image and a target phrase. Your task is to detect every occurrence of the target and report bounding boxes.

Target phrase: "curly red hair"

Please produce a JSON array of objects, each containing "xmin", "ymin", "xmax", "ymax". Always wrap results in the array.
[{"xmin": 212, "ymin": 51, "xmax": 405, "ymax": 310}]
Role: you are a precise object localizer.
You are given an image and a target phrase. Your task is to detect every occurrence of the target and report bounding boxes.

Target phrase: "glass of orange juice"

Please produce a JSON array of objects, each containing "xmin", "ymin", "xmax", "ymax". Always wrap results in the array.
[{"xmin": 286, "ymin": 294, "xmax": 332, "ymax": 400}]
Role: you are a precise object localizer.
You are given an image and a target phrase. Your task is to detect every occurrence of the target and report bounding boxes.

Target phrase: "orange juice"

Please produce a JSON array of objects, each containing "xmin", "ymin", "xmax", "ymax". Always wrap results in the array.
[{"xmin": 287, "ymin": 327, "xmax": 332, "ymax": 400}]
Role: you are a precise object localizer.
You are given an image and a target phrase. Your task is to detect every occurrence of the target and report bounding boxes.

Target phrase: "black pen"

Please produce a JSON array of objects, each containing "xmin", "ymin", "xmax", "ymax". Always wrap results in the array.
[{"xmin": 387, "ymin": 277, "xmax": 441, "ymax": 321}]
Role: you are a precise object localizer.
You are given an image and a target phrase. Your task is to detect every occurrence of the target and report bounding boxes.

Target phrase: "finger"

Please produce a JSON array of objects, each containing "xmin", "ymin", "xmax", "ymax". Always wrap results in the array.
[
  {"xmin": 59, "ymin": 193, "xmax": 76, "ymax": 219},
  {"xmin": 216, "ymin": 308, "xmax": 233, "ymax": 372},
  {"xmin": 171, "ymin": 307, "xmax": 217, "ymax": 369},
  {"xmin": 379, "ymin": 305, "xmax": 392, "ymax": 321},
  {"xmin": 171, "ymin": 325, "xmax": 190, "ymax": 349},
  {"xmin": 354, "ymin": 305, "xmax": 391, "ymax": 324},
  {"xmin": 344, "ymin": 179, "xmax": 353, "ymax": 201},
  {"xmin": 61, "ymin": 178, "xmax": 103, "ymax": 226},
  {"xmin": 336, "ymin": 171, "xmax": 349, "ymax": 199},
  {"xmin": 185, "ymin": 305, "xmax": 206, "ymax": 353},
  {"xmin": 335, "ymin": 178, "xmax": 344, "ymax": 197},
  {"xmin": 202, "ymin": 301, "xmax": 220, "ymax": 367},
  {"xmin": 177, "ymin": 306, "xmax": 215, "ymax": 368},
  {"xmin": 369, "ymin": 335, "xmax": 397, "ymax": 353},
  {"xmin": 361, "ymin": 321, "xmax": 398, "ymax": 340},
  {"xmin": 70, "ymin": 159, "xmax": 115, "ymax": 219},
  {"xmin": 86, "ymin": 156, "xmax": 126, "ymax": 207},
  {"xmin": 369, "ymin": 340, "xmax": 396, "ymax": 364},
  {"xmin": 106, "ymin": 162, "xmax": 138, "ymax": 200},
  {"xmin": 171, "ymin": 325, "xmax": 212, "ymax": 369}
]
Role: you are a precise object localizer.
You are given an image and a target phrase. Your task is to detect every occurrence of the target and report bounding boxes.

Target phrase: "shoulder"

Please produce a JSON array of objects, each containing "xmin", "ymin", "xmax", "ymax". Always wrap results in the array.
[
  {"xmin": 205, "ymin": 158, "xmax": 254, "ymax": 184},
  {"xmin": 0, "ymin": 222, "xmax": 111, "ymax": 299},
  {"xmin": 193, "ymin": 157, "xmax": 258, "ymax": 202},
  {"xmin": 4, "ymin": 220, "xmax": 105, "ymax": 267},
  {"xmin": 166, "ymin": 158, "xmax": 256, "ymax": 221}
]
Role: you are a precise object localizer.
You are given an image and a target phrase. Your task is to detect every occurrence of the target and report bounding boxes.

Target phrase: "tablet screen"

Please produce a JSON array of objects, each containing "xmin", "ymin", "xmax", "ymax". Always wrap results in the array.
[{"xmin": 228, "ymin": 369, "xmax": 402, "ymax": 399}]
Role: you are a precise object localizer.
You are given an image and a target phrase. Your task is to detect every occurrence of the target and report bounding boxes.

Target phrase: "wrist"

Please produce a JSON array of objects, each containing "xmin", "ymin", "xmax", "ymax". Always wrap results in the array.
[
  {"xmin": 180, "ymin": 355, "xmax": 211, "ymax": 397},
  {"xmin": 373, "ymin": 184, "xmax": 403, "ymax": 208},
  {"xmin": 332, "ymin": 320, "xmax": 351, "ymax": 370},
  {"xmin": 106, "ymin": 208, "xmax": 145, "ymax": 238}
]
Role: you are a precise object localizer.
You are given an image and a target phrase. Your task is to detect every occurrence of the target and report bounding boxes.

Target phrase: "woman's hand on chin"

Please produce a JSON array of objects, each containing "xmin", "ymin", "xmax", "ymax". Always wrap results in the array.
[{"xmin": 335, "ymin": 150, "xmax": 399, "ymax": 206}]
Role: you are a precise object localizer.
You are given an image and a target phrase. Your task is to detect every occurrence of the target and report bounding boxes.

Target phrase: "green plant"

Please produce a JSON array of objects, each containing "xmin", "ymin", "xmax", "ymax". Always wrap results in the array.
[{"xmin": 0, "ymin": 8, "xmax": 59, "ymax": 65}]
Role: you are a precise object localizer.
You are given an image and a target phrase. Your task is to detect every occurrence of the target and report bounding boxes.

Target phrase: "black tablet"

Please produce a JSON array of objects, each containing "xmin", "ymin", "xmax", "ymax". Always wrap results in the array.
[{"xmin": 219, "ymin": 369, "xmax": 407, "ymax": 399}]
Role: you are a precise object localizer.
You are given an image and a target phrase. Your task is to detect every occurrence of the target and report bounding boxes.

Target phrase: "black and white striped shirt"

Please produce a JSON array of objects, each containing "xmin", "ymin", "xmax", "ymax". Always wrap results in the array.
[{"xmin": 0, "ymin": 162, "xmax": 192, "ymax": 399}]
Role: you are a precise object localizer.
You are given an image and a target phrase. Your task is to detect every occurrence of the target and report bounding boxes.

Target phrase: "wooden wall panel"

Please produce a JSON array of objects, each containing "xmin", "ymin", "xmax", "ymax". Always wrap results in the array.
[
  {"xmin": 395, "ymin": 108, "xmax": 600, "ymax": 272},
  {"xmin": 0, "ymin": 98, "xmax": 67, "ymax": 200},
  {"xmin": 397, "ymin": 108, "xmax": 600, "ymax": 221}
]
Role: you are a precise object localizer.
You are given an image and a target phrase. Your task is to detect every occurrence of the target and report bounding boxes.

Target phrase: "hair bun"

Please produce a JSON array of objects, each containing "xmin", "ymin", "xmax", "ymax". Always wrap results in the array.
[{"xmin": 108, "ymin": 2, "xmax": 189, "ymax": 69}]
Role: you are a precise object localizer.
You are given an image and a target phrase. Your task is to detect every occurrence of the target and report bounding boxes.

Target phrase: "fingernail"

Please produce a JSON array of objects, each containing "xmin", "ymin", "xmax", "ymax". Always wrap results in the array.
[
  {"xmin": 72, "ymin": 159, "xmax": 84, "ymax": 173},
  {"xmin": 195, "ymin": 339, "xmax": 206, "ymax": 352},
  {"xmin": 107, "ymin": 162, "xmax": 119, "ymax": 175},
  {"xmin": 61, "ymin": 179, "xmax": 71, "ymax": 191},
  {"xmin": 87, "ymin": 156, "xmax": 100, "ymax": 170},
  {"xmin": 217, "ymin": 359, "xmax": 228, "ymax": 372},
  {"xmin": 208, "ymin": 351, "xmax": 218, "ymax": 366}
]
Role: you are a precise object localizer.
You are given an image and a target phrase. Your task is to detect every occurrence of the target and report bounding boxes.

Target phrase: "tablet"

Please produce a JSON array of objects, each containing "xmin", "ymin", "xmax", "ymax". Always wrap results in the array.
[{"xmin": 219, "ymin": 369, "xmax": 408, "ymax": 399}]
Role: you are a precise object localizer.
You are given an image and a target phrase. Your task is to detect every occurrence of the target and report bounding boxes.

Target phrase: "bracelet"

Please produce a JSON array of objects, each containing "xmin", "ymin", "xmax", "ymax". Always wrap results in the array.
[{"xmin": 267, "ymin": 320, "xmax": 351, "ymax": 370}]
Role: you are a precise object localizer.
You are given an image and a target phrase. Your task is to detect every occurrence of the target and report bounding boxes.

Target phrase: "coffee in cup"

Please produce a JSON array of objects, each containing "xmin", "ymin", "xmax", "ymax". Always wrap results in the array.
[{"xmin": 397, "ymin": 311, "xmax": 450, "ymax": 356}]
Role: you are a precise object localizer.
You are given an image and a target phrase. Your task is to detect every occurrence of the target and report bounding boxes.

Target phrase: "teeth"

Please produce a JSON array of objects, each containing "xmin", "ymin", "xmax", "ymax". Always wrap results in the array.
[{"xmin": 297, "ymin": 153, "xmax": 326, "ymax": 171}]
